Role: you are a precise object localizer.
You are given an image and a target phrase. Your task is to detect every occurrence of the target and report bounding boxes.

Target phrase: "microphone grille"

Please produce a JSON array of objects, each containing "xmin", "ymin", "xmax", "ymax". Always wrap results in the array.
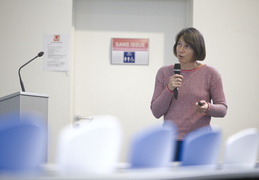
[
  {"xmin": 38, "ymin": 51, "xmax": 44, "ymax": 57},
  {"xmin": 174, "ymin": 63, "xmax": 181, "ymax": 70}
]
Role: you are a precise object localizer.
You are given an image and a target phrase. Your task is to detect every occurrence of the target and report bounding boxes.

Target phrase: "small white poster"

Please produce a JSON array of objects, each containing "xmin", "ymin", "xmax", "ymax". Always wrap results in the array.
[
  {"xmin": 111, "ymin": 38, "xmax": 149, "ymax": 65},
  {"xmin": 43, "ymin": 34, "xmax": 70, "ymax": 71}
]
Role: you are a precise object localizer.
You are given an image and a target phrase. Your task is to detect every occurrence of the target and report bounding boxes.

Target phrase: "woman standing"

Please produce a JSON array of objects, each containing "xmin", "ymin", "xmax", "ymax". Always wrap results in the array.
[{"xmin": 150, "ymin": 27, "xmax": 227, "ymax": 161}]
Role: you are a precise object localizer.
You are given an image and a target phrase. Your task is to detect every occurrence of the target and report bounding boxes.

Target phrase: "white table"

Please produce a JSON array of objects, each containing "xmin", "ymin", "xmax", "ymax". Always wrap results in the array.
[{"xmin": 1, "ymin": 164, "xmax": 259, "ymax": 180}]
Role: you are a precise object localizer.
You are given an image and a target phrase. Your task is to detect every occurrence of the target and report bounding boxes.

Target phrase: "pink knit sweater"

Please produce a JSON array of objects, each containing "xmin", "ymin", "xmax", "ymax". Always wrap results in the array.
[{"xmin": 151, "ymin": 64, "xmax": 227, "ymax": 140}]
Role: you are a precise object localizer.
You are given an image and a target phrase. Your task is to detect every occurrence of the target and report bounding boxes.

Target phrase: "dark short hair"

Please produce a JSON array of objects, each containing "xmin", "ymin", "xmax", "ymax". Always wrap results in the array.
[{"xmin": 173, "ymin": 27, "xmax": 206, "ymax": 61}]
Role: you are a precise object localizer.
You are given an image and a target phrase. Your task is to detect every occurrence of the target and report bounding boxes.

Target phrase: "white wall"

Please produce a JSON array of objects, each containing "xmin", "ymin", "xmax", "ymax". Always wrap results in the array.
[
  {"xmin": 193, "ymin": 0, "xmax": 259, "ymax": 159},
  {"xmin": 0, "ymin": 0, "xmax": 74, "ymax": 162}
]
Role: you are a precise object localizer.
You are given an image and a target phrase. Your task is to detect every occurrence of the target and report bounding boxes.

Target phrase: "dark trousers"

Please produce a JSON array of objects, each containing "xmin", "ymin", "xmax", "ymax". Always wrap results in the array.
[{"xmin": 174, "ymin": 140, "xmax": 183, "ymax": 161}]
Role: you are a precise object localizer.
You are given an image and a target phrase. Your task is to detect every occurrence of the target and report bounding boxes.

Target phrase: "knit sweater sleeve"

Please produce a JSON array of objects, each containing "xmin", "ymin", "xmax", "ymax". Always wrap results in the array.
[
  {"xmin": 206, "ymin": 68, "xmax": 228, "ymax": 117},
  {"xmin": 150, "ymin": 67, "xmax": 174, "ymax": 119}
]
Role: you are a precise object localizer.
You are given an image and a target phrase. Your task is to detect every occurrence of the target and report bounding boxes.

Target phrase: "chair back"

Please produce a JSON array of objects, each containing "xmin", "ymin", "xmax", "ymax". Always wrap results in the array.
[
  {"xmin": 128, "ymin": 121, "xmax": 176, "ymax": 168},
  {"xmin": 0, "ymin": 112, "xmax": 47, "ymax": 174},
  {"xmin": 181, "ymin": 126, "xmax": 221, "ymax": 168},
  {"xmin": 56, "ymin": 115, "xmax": 122, "ymax": 174},
  {"xmin": 223, "ymin": 128, "xmax": 259, "ymax": 169}
]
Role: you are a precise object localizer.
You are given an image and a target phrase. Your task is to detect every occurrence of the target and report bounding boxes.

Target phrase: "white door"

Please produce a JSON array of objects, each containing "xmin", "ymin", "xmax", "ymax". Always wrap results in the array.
[{"xmin": 73, "ymin": 0, "xmax": 190, "ymax": 161}]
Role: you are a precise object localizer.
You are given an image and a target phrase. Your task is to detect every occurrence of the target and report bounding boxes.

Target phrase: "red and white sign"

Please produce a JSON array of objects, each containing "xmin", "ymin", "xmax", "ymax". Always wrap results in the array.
[
  {"xmin": 43, "ymin": 34, "xmax": 70, "ymax": 71},
  {"xmin": 111, "ymin": 38, "xmax": 149, "ymax": 65}
]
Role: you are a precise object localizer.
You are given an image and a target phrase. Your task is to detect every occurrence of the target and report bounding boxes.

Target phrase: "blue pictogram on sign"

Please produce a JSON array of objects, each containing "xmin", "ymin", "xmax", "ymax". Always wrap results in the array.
[{"xmin": 123, "ymin": 52, "xmax": 135, "ymax": 63}]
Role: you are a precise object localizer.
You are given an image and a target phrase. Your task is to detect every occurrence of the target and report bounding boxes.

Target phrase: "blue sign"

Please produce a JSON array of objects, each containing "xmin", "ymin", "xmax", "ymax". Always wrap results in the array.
[{"xmin": 123, "ymin": 52, "xmax": 135, "ymax": 63}]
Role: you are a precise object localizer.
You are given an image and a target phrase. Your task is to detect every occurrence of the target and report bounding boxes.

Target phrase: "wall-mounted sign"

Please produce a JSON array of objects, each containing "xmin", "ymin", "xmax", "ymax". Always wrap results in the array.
[
  {"xmin": 43, "ymin": 34, "xmax": 70, "ymax": 71},
  {"xmin": 111, "ymin": 38, "xmax": 149, "ymax": 65}
]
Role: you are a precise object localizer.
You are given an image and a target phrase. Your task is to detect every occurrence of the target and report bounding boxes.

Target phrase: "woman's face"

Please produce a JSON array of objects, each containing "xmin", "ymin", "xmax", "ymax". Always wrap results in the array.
[{"xmin": 176, "ymin": 36, "xmax": 195, "ymax": 63}]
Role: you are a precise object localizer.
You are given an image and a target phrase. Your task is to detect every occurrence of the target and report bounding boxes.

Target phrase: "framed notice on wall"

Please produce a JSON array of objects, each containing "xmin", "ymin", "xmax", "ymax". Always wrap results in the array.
[{"xmin": 111, "ymin": 38, "xmax": 149, "ymax": 65}]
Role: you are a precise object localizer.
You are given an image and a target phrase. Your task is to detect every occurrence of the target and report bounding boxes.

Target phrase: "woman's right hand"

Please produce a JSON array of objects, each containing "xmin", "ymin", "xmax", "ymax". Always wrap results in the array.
[{"xmin": 168, "ymin": 74, "xmax": 183, "ymax": 91}]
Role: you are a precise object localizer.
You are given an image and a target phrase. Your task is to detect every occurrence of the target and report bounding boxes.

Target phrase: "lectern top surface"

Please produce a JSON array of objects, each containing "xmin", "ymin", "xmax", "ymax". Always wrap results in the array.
[{"xmin": 0, "ymin": 92, "xmax": 49, "ymax": 101}]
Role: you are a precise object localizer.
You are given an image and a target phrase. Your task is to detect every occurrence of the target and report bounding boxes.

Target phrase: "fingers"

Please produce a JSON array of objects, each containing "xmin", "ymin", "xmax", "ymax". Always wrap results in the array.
[
  {"xmin": 173, "ymin": 75, "xmax": 183, "ymax": 87},
  {"xmin": 168, "ymin": 74, "xmax": 183, "ymax": 90},
  {"xmin": 196, "ymin": 100, "xmax": 208, "ymax": 113}
]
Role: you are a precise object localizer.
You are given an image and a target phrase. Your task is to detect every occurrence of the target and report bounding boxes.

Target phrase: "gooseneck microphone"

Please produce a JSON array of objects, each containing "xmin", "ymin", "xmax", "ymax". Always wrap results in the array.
[
  {"xmin": 173, "ymin": 63, "xmax": 181, "ymax": 99},
  {"xmin": 18, "ymin": 51, "xmax": 44, "ymax": 92}
]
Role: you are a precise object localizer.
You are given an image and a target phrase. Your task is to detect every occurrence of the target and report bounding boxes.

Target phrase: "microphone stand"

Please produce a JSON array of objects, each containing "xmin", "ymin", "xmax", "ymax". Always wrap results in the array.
[{"xmin": 18, "ymin": 52, "xmax": 44, "ymax": 92}]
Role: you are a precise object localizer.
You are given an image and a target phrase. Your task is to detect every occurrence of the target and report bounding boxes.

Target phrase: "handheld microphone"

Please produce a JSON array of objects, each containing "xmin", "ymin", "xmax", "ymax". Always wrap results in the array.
[
  {"xmin": 173, "ymin": 63, "xmax": 181, "ymax": 99},
  {"xmin": 18, "ymin": 51, "xmax": 44, "ymax": 92}
]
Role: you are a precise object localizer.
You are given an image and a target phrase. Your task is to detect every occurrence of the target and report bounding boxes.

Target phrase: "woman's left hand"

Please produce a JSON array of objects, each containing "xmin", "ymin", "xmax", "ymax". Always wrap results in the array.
[{"xmin": 196, "ymin": 100, "xmax": 208, "ymax": 113}]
